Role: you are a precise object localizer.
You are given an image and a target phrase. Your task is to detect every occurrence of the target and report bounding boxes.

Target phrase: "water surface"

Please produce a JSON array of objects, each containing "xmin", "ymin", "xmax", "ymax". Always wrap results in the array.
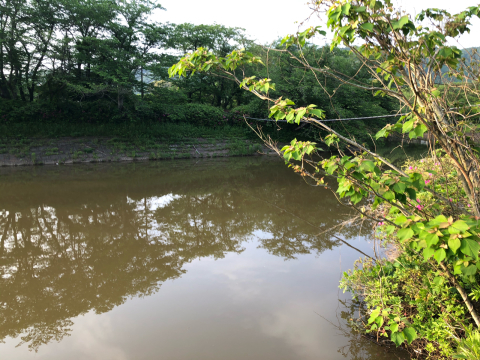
[{"xmin": 0, "ymin": 157, "xmax": 406, "ymax": 360}]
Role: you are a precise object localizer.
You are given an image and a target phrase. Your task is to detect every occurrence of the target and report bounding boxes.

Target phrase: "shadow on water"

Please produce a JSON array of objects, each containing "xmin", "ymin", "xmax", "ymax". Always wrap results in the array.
[{"xmin": 0, "ymin": 157, "xmax": 407, "ymax": 359}]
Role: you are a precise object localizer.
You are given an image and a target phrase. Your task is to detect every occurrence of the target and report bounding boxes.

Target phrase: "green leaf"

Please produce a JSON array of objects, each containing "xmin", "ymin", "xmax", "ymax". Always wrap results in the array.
[
  {"xmin": 305, "ymin": 145, "xmax": 315, "ymax": 155},
  {"xmin": 391, "ymin": 331, "xmax": 405, "ymax": 347},
  {"xmin": 460, "ymin": 239, "xmax": 480, "ymax": 260},
  {"xmin": 432, "ymin": 215, "xmax": 448, "ymax": 224},
  {"xmin": 360, "ymin": 160, "xmax": 375, "ymax": 172},
  {"xmin": 397, "ymin": 228, "xmax": 414, "ymax": 242},
  {"xmin": 432, "ymin": 89, "xmax": 441, "ymax": 97},
  {"xmin": 425, "ymin": 233, "xmax": 439, "ymax": 247},
  {"xmin": 392, "ymin": 15, "xmax": 410, "ymax": 30},
  {"xmin": 393, "ymin": 182, "xmax": 406, "ymax": 193},
  {"xmin": 448, "ymin": 237, "xmax": 461, "ymax": 253},
  {"xmin": 341, "ymin": 3, "xmax": 351, "ymax": 15},
  {"xmin": 286, "ymin": 112, "xmax": 295, "ymax": 122},
  {"xmin": 423, "ymin": 247, "xmax": 435, "ymax": 260},
  {"xmin": 291, "ymin": 151, "xmax": 302, "ymax": 161},
  {"xmin": 405, "ymin": 188, "xmax": 416, "ymax": 200},
  {"xmin": 413, "ymin": 124, "xmax": 428, "ymax": 138},
  {"xmin": 402, "ymin": 327, "xmax": 417, "ymax": 344},
  {"xmin": 386, "ymin": 225, "xmax": 396, "ymax": 235},
  {"xmin": 375, "ymin": 128, "xmax": 388, "ymax": 139},
  {"xmin": 434, "ymin": 248, "xmax": 446, "ymax": 263},
  {"xmin": 360, "ymin": 23, "xmax": 373, "ymax": 32},
  {"xmin": 452, "ymin": 220, "xmax": 470, "ymax": 232},
  {"xmin": 368, "ymin": 308, "xmax": 381, "ymax": 323},
  {"xmin": 309, "ymin": 109, "xmax": 324, "ymax": 118},
  {"xmin": 433, "ymin": 276, "xmax": 444, "ymax": 286},
  {"xmin": 394, "ymin": 215, "xmax": 408, "ymax": 225},
  {"xmin": 295, "ymin": 109, "xmax": 306, "ymax": 125},
  {"xmin": 351, "ymin": 191, "xmax": 363, "ymax": 204},
  {"xmin": 461, "ymin": 264, "xmax": 477, "ymax": 276},
  {"xmin": 390, "ymin": 322, "xmax": 399, "ymax": 333},
  {"xmin": 402, "ymin": 119, "xmax": 415, "ymax": 133},
  {"xmin": 383, "ymin": 191, "xmax": 395, "ymax": 201}
]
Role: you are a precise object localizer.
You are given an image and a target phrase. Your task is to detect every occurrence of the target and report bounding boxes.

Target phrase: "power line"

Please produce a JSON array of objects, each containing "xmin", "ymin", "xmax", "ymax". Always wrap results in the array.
[
  {"xmin": 245, "ymin": 113, "xmax": 406, "ymax": 123},
  {"xmin": 243, "ymin": 103, "xmax": 480, "ymax": 124}
]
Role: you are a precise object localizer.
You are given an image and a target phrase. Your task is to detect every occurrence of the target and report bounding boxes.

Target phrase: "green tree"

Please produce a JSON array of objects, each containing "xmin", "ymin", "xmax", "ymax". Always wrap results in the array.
[
  {"xmin": 167, "ymin": 23, "xmax": 253, "ymax": 108},
  {"xmin": 0, "ymin": 0, "xmax": 62, "ymax": 101}
]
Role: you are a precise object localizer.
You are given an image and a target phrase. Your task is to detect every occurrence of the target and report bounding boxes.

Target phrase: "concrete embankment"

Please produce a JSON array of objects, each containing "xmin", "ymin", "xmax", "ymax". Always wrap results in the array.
[{"xmin": 0, "ymin": 137, "xmax": 273, "ymax": 166}]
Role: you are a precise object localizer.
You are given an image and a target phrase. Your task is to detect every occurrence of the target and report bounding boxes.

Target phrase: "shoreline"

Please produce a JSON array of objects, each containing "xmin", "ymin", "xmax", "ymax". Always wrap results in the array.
[{"xmin": 0, "ymin": 136, "xmax": 275, "ymax": 167}]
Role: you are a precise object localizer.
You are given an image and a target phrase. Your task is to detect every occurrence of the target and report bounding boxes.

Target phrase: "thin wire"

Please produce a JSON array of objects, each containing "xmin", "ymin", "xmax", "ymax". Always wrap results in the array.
[
  {"xmin": 245, "ymin": 113, "xmax": 406, "ymax": 123},
  {"xmin": 243, "ymin": 103, "xmax": 480, "ymax": 123}
]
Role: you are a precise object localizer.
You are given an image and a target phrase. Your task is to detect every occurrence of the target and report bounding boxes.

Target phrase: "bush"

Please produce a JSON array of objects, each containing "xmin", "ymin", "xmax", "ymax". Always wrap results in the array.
[
  {"xmin": 341, "ymin": 252, "xmax": 470, "ymax": 359},
  {"xmin": 0, "ymin": 99, "xmax": 120, "ymax": 124},
  {"xmin": 160, "ymin": 103, "xmax": 225, "ymax": 126},
  {"xmin": 454, "ymin": 329, "xmax": 480, "ymax": 359},
  {"xmin": 338, "ymin": 153, "xmax": 480, "ymax": 359}
]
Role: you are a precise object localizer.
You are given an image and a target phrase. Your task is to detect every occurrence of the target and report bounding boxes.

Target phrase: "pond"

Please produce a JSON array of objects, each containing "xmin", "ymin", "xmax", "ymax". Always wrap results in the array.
[{"xmin": 0, "ymin": 157, "xmax": 408, "ymax": 360}]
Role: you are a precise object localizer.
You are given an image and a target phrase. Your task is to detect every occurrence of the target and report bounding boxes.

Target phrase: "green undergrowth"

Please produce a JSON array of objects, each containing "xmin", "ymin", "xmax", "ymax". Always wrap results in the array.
[
  {"xmin": 341, "ymin": 253, "xmax": 471, "ymax": 359},
  {"xmin": 0, "ymin": 121, "xmax": 249, "ymax": 141},
  {"xmin": 338, "ymin": 153, "xmax": 480, "ymax": 359},
  {"xmin": 0, "ymin": 119, "xmax": 308, "ymax": 145}
]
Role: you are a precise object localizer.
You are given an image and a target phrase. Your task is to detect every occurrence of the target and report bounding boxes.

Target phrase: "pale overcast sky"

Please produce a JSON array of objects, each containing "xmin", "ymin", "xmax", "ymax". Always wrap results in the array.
[{"xmin": 156, "ymin": 0, "xmax": 480, "ymax": 48}]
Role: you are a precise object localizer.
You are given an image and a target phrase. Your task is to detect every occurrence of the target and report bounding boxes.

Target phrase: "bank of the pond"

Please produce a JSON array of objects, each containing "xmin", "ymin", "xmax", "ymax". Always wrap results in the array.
[{"xmin": 0, "ymin": 136, "xmax": 275, "ymax": 166}]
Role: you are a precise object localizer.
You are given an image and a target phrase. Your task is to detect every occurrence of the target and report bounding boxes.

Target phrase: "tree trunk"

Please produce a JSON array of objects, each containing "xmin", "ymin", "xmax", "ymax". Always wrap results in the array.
[
  {"xmin": 118, "ymin": 86, "xmax": 124, "ymax": 112},
  {"xmin": 440, "ymin": 262, "xmax": 480, "ymax": 328},
  {"xmin": 0, "ymin": 78, "xmax": 12, "ymax": 100},
  {"xmin": 19, "ymin": 86, "xmax": 26, "ymax": 102},
  {"xmin": 140, "ymin": 66, "xmax": 144, "ymax": 99},
  {"xmin": 28, "ymin": 84, "xmax": 34, "ymax": 102}
]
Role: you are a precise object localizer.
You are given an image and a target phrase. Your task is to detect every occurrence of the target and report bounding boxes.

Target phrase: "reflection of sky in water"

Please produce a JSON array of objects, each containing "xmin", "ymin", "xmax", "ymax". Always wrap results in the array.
[
  {"xmin": 2, "ymin": 235, "xmax": 384, "ymax": 360},
  {"xmin": 128, "ymin": 193, "xmax": 183, "ymax": 210}
]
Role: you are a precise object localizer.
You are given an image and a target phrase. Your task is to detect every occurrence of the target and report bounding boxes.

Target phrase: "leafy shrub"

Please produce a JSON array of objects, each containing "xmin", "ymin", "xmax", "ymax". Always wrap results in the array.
[
  {"xmin": 454, "ymin": 329, "xmax": 480, "ymax": 359},
  {"xmin": 163, "ymin": 103, "xmax": 225, "ymax": 126},
  {"xmin": 341, "ymin": 253, "xmax": 470, "ymax": 358},
  {"xmin": 335, "ymin": 152, "xmax": 480, "ymax": 359},
  {"xmin": 0, "ymin": 99, "xmax": 120, "ymax": 124}
]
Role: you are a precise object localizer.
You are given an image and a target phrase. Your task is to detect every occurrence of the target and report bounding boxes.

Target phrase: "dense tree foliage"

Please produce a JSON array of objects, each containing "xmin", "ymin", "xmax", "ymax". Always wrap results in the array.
[{"xmin": 0, "ymin": 0, "xmax": 400, "ymax": 144}]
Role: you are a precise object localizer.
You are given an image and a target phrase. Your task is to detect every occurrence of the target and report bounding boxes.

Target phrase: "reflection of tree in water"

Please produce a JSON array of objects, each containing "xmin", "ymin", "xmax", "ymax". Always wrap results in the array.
[
  {"xmin": 0, "ymin": 203, "xmax": 186, "ymax": 351},
  {"xmin": 0, "ymin": 159, "xmax": 371, "ymax": 351}
]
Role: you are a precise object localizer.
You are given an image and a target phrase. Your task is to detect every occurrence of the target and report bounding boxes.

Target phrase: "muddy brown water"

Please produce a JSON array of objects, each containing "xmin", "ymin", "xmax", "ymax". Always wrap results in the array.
[{"xmin": 0, "ymin": 157, "xmax": 407, "ymax": 360}]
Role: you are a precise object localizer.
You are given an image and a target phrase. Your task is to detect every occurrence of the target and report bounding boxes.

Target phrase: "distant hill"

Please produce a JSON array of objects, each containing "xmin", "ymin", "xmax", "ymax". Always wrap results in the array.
[{"xmin": 439, "ymin": 46, "xmax": 480, "ymax": 78}]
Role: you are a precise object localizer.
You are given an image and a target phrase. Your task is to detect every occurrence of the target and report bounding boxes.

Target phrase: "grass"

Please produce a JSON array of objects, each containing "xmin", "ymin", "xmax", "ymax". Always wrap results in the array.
[
  {"xmin": 45, "ymin": 147, "xmax": 60, "ymax": 156},
  {"xmin": 0, "ymin": 118, "xmax": 303, "ymax": 144},
  {"xmin": 228, "ymin": 140, "xmax": 263, "ymax": 156},
  {"xmin": 0, "ymin": 121, "xmax": 252, "ymax": 141}
]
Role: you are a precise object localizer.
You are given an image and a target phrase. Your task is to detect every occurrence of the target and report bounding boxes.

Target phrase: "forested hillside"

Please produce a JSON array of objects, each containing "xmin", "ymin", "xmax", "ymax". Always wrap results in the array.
[{"xmin": 0, "ymin": 0, "xmax": 399, "ymax": 143}]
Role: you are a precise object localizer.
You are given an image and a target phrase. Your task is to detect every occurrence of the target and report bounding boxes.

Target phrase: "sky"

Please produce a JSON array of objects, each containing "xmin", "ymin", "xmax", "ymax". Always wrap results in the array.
[{"xmin": 155, "ymin": 0, "xmax": 480, "ymax": 48}]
